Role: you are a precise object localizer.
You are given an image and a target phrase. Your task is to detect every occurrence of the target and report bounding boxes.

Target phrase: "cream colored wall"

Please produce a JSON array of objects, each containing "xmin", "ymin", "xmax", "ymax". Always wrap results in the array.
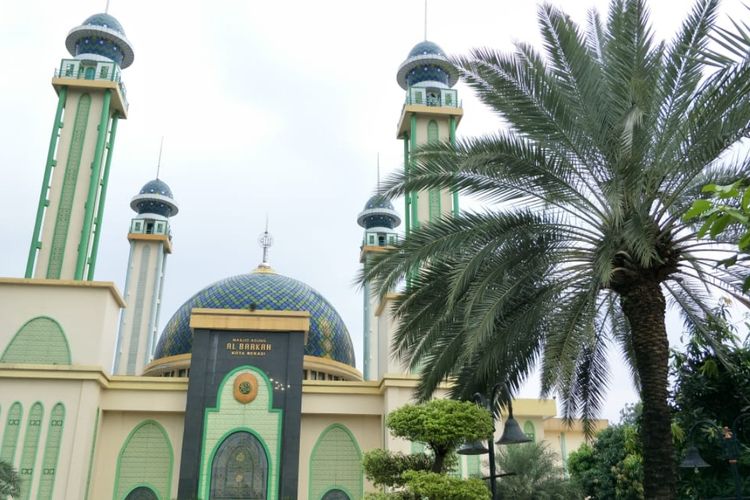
[
  {"xmin": 413, "ymin": 115, "xmax": 454, "ymax": 226},
  {"xmin": 0, "ymin": 280, "xmax": 122, "ymax": 369},
  {"xmin": 91, "ymin": 410, "xmax": 184, "ymax": 500},
  {"xmin": 376, "ymin": 298, "xmax": 407, "ymax": 379},
  {"xmin": 0, "ymin": 375, "xmax": 102, "ymax": 499},
  {"xmin": 36, "ymin": 88, "xmax": 109, "ymax": 280},
  {"xmin": 299, "ymin": 414, "xmax": 382, "ymax": 498},
  {"xmin": 116, "ymin": 239, "xmax": 166, "ymax": 375}
]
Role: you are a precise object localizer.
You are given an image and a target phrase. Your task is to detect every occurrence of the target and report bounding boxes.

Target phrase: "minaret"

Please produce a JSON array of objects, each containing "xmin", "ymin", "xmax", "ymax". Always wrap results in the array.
[
  {"xmin": 357, "ymin": 196, "xmax": 401, "ymax": 380},
  {"xmin": 26, "ymin": 13, "xmax": 134, "ymax": 280},
  {"xmin": 396, "ymin": 40, "xmax": 461, "ymax": 234},
  {"xmin": 114, "ymin": 179, "xmax": 178, "ymax": 375}
]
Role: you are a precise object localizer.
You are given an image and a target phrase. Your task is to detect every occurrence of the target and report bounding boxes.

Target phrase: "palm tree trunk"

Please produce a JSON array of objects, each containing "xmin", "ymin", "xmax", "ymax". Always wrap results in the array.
[{"xmin": 619, "ymin": 280, "xmax": 675, "ymax": 500}]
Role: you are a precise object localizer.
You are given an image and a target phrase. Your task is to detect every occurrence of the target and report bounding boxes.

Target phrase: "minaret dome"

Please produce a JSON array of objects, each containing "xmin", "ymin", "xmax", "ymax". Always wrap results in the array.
[
  {"xmin": 357, "ymin": 195, "xmax": 401, "ymax": 230},
  {"xmin": 396, "ymin": 40, "xmax": 458, "ymax": 90},
  {"xmin": 65, "ymin": 13, "xmax": 135, "ymax": 68},
  {"xmin": 130, "ymin": 179, "xmax": 179, "ymax": 218}
]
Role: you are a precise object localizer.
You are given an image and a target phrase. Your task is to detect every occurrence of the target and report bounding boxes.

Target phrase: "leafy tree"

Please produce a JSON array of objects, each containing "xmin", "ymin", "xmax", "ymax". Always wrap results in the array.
[
  {"xmin": 401, "ymin": 471, "xmax": 489, "ymax": 499},
  {"xmin": 493, "ymin": 442, "xmax": 580, "ymax": 500},
  {"xmin": 363, "ymin": 400, "xmax": 493, "ymax": 497},
  {"xmin": 363, "ymin": 0, "xmax": 750, "ymax": 496},
  {"xmin": 362, "ymin": 449, "xmax": 433, "ymax": 488},
  {"xmin": 567, "ymin": 420, "xmax": 644, "ymax": 500},
  {"xmin": 671, "ymin": 305, "xmax": 750, "ymax": 498},
  {"xmin": 685, "ymin": 179, "xmax": 750, "ymax": 291},
  {"xmin": 0, "ymin": 460, "xmax": 20, "ymax": 498},
  {"xmin": 385, "ymin": 399, "xmax": 493, "ymax": 473}
]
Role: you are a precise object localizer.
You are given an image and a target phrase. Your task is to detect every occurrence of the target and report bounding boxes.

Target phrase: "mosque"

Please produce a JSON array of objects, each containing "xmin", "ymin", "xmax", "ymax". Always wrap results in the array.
[{"xmin": 0, "ymin": 12, "xmax": 602, "ymax": 500}]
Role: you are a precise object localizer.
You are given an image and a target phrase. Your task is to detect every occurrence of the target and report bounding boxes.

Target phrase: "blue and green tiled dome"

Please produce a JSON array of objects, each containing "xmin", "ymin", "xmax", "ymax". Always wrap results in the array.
[
  {"xmin": 153, "ymin": 270, "xmax": 356, "ymax": 367},
  {"xmin": 357, "ymin": 195, "xmax": 401, "ymax": 230},
  {"xmin": 66, "ymin": 12, "xmax": 135, "ymax": 68},
  {"xmin": 397, "ymin": 40, "xmax": 458, "ymax": 90},
  {"xmin": 130, "ymin": 179, "xmax": 179, "ymax": 217}
]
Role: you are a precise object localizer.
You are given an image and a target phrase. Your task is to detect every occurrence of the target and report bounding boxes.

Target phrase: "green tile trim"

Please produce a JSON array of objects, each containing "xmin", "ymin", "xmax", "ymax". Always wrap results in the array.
[
  {"xmin": 308, "ymin": 423, "xmax": 363, "ymax": 500},
  {"xmin": 37, "ymin": 403, "xmax": 65, "ymax": 500},
  {"xmin": 75, "ymin": 89, "xmax": 112, "ymax": 280},
  {"xmin": 449, "ymin": 115, "xmax": 459, "ymax": 217},
  {"xmin": 47, "ymin": 93, "xmax": 91, "ymax": 279},
  {"xmin": 467, "ymin": 455, "xmax": 481, "ymax": 478},
  {"xmin": 1, "ymin": 316, "xmax": 71, "ymax": 365},
  {"xmin": 113, "ymin": 420, "xmax": 173, "ymax": 500},
  {"xmin": 27, "ymin": 86, "xmax": 68, "ymax": 278},
  {"xmin": 83, "ymin": 407, "xmax": 100, "ymax": 500},
  {"xmin": 409, "ymin": 114, "xmax": 419, "ymax": 230},
  {"xmin": 86, "ymin": 113, "xmax": 119, "ymax": 280},
  {"xmin": 403, "ymin": 136, "xmax": 411, "ymax": 236},
  {"xmin": 199, "ymin": 365, "xmax": 282, "ymax": 500},
  {"xmin": 0, "ymin": 402, "xmax": 22, "ymax": 463},
  {"xmin": 523, "ymin": 421, "xmax": 536, "ymax": 442},
  {"xmin": 19, "ymin": 402, "xmax": 44, "ymax": 500}
]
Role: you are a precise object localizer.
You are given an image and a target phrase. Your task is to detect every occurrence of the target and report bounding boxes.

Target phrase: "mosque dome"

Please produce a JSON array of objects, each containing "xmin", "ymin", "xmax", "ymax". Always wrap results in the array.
[
  {"xmin": 81, "ymin": 13, "xmax": 126, "ymax": 35},
  {"xmin": 397, "ymin": 40, "xmax": 459, "ymax": 90},
  {"xmin": 153, "ymin": 269, "xmax": 357, "ymax": 367},
  {"xmin": 357, "ymin": 195, "xmax": 401, "ymax": 230},
  {"xmin": 65, "ymin": 12, "xmax": 134, "ymax": 68},
  {"xmin": 130, "ymin": 179, "xmax": 178, "ymax": 217}
]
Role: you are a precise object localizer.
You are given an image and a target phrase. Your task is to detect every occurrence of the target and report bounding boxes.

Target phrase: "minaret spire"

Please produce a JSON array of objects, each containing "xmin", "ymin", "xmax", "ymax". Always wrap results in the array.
[
  {"xmin": 257, "ymin": 217, "xmax": 274, "ymax": 270},
  {"xmin": 156, "ymin": 137, "xmax": 164, "ymax": 180},
  {"xmin": 424, "ymin": 0, "xmax": 428, "ymax": 40}
]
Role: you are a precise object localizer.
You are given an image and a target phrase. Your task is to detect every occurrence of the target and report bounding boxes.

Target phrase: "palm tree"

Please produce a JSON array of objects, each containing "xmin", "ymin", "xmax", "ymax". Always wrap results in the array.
[
  {"xmin": 0, "ymin": 460, "xmax": 20, "ymax": 498},
  {"xmin": 494, "ymin": 443, "xmax": 580, "ymax": 500},
  {"xmin": 363, "ymin": 1, "xmax": 750, "ymax": 498}
]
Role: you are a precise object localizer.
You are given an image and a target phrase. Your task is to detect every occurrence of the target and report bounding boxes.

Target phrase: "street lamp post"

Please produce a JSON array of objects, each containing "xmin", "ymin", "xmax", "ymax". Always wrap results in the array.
[
  {"xmin": 679, "ymin": 413, "xmax": 749, "ymax": 500},
  {"xmin": 457, "ymin": 384, "xmax": 531, "ymax": 499}
]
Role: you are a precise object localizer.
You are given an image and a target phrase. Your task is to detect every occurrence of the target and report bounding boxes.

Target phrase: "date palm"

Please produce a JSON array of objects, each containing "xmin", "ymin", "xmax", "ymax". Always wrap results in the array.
[{"xmin": 363, "ymin": 1, "xmax": 750, "ymax": 498}]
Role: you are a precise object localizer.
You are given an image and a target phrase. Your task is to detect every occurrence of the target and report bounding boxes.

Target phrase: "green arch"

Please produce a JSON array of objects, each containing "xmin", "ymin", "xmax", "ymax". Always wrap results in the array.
[
  {"xmin": 19, "ymin": 402, "xmax": 44, "ymax": 500},
  {"xmin": 1, "ymin": 317, "xmax": 71, "ymax": 365},
  {"xmin": 37, "ymin": 403, "xmax": 65, "ymax": 499},
  {"xmin": 113, "ymin": 420, "xmax": 173, "ymax": 500},
  {"xmin": 524, "ymin": 420, "xmax": 536, "ymax": 442},
  {"xmin": 427, "ymin": 120, "xmax": 439, "ymax": 144},
  {"xmin": 308, "ymin": 423, "xmax": 363, "ymax": 500},
  {"xmin": 205, "ymin": 428, "xmax": 271, "ymax": 499},
  {"xmin": 1, "ymin": 402, "xmax": 22, "ymax": 463}
]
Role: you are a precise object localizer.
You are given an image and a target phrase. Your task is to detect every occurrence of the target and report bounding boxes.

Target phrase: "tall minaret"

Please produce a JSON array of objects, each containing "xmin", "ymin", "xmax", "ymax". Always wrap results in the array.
[
  {"xmin": 357, "ymin": 196, "xmax": 401, "ymax": 380},
  {"xmin": 396, "ymin": 40, "xmax": 461, "ymax": 235},
  {"xmin": 26, "ymin": 13, "xmax": 134, "ymax": 280},
  {"xmin": 114, "ymin": 179, "xmax": 178, "ymax": 375}
]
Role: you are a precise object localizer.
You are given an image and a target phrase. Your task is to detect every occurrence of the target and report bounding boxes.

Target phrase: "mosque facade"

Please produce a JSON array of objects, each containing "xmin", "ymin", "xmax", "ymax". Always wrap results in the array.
[{"xmin": 0, "ymin": 12, "xmax": 602, "ymax": 500}]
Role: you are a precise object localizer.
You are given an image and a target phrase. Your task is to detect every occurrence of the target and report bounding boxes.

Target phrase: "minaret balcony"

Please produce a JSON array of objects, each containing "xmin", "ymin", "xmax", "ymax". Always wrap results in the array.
[
  {"xmin": 405, "ymin": 87, "xmax": 460, "ymax": 108},
  {"xmin": 52, "ymin": 58, "xmax": 129, "ymax": 117}
]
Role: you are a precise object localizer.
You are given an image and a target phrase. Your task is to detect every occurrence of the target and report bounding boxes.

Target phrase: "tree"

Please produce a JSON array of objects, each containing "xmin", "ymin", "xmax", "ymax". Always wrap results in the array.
[
  {"xmin": 567, "ymin": 421, "xmax": 644, "ymax": 499},
  {"xmin": 363, "ymin": 400, "xmax": 493, "ymax": 497},
  {"xmin": 384, "ymin": 399, "xmax": 493, "ymax": 473},
  {"xmin": 671, "ymin": 305, "xmax": 750, "ymax": 498},
  {"xmin": 685, "ymin": 179, "xmax": 750, "ymax": 291},
  {"xmin": 0, "ymin": 460, "xmax": 20, "ymax": 498},
  {"xmin": 363, "ymin": 1, "xmax": 750, "ymax": 497},
  {"xmin": 494, "ymin": 442, "xmax": 580, "ymax": 500}
]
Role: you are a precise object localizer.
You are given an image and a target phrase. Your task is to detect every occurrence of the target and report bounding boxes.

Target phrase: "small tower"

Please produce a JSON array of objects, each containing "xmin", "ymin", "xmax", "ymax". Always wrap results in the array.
[
  {"xmin": 358, "ymin": 195, "xmax": 401, "ymax": 380},
  {"xmin": 114, "ymin": 179, "xmax": 178, "ymax": 375},
  {"xmin": 26, "ymin": 13, "xmax": 134, "ymax": 280},
  {"xmin": 396, "ymin": 40, "xmax": 461, "ymax": 235}
]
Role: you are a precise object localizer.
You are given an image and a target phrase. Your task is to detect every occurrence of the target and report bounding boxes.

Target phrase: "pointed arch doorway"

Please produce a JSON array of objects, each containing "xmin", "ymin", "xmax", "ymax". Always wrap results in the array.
[{"xmin": 210, "ymin": 431, "xmax": 269, "ymax": 499}]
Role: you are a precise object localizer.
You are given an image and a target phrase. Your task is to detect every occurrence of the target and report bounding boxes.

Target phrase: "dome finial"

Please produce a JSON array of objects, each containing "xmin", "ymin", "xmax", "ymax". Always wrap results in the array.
[
  {"xmin": 257, "ymin": 216, "xmax": 274, "ymax": 271},
  {"xmin": 156, "ymin": 136, "xmax": 164, "ymax": 180}
]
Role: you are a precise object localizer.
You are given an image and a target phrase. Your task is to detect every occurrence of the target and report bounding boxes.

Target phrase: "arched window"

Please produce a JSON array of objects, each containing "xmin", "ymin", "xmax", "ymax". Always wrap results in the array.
[
  {"xmin": 322, "ymin": 489, "xmax": 351, "ymax": 500},
  {"xmin": 125, "ymin": 486, "xmax": 158, "ymax": 500},
  {"xmin": 211, "ymin": 431, "xmax": 268, "ymax": 499},
  {"xmin": 524, "ymin": 421, "xmax": 536, "ymax": 442}
]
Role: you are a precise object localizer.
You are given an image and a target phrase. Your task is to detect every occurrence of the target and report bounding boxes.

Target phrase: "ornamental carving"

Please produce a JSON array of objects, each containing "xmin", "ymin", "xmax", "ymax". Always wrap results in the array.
[{"xmin": 233, "ymin": 373, "xmax": 258, "ymax": 404}]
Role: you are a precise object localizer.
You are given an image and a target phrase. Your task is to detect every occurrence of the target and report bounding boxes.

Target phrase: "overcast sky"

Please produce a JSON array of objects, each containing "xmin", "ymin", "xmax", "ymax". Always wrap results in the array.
[{"xmin": 0, "ymin": 0, "xmax": 746, "ymax": 423}]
